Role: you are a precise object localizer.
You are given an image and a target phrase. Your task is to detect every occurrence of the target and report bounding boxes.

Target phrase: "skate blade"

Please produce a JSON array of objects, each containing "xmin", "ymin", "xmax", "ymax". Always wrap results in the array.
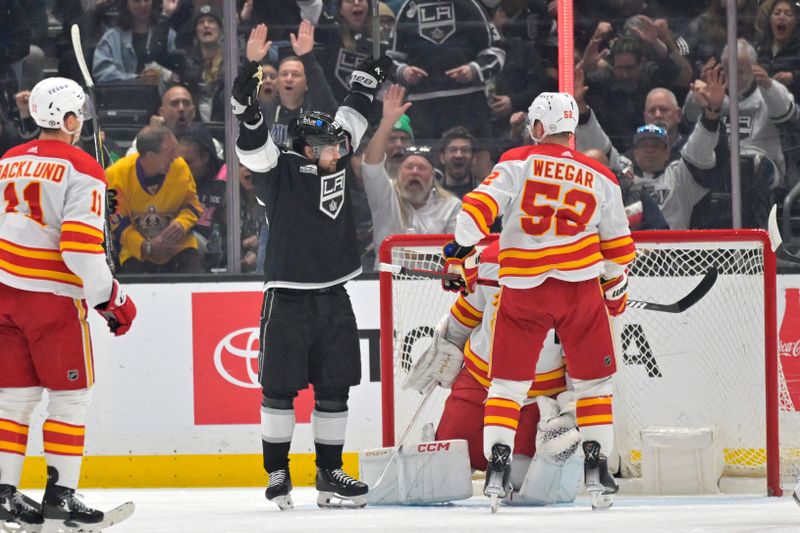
[
  {"xmin": 269, "ymin": 495, "xmax": 294, "ymax": 511},
  {"xmin": 590, "ymin": 492, "xmax": 614, "ymax": 511},
  {"xmin": 316, "ymin": 492, "xmax": 367, "ymax": 509},
  {"xmin": 793, "ymin": 490, "xmax": 800, "ymax": 507},
  {"xmin": 490, "ymin": 494, "xmax": 500, "ymax": 513},
  {"xmin": 42, "ymin": 502, "xmax": 134, "ymax": 533}
]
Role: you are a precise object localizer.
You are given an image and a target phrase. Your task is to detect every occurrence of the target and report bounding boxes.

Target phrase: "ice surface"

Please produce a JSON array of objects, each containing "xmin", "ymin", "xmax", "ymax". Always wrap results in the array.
[{"xmin": 20, "ymin": 487, "xmax": 799, "ymax": 533}]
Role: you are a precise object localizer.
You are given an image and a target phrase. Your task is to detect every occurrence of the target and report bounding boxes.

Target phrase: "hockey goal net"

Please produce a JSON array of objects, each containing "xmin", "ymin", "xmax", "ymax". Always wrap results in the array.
[{"xmin": 379, "ymin": 230, "xmax": 785, "ymax": 496}]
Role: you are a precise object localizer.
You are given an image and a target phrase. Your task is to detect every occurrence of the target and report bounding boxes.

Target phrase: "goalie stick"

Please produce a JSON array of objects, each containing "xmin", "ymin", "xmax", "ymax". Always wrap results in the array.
[
  {"xmin": 70, "ymin": 23, "xmax": 117, "ymax": 276},
  {"xmin": 378, "ymin": 263, "xmax": 719, "ymax": 314}
]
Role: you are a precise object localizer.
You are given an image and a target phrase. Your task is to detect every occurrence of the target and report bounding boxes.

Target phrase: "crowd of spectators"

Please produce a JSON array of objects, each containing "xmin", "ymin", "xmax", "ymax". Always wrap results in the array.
[{"xmin": 2, "ymin": 0, "xmax": 800, "ymax": 275}]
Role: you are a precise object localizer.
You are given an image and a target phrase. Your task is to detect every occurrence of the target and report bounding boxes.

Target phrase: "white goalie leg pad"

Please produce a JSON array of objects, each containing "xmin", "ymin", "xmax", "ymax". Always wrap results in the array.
[
  {"xmin": 0, "ymin": 387, "xmax": 43, "ymax": 486},
  {"xmin": 572, "ymin": 376, "xmax": 614, "ymax": 453},
  {"xmin": 484, "ymin": 378, "xmax": 532, "ymax": 459},
  {"xmin": 45, "ymin": 388, "xmax": 92, "ymax": 489},
  {"xmin": 359, "ymin": 440, "xmax": 473, "ymax": 505}
]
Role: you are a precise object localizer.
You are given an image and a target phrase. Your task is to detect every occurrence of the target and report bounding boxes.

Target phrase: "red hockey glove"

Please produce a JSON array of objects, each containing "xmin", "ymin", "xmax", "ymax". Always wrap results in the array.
[
  {"xmin": 95, "ymin": 280, "xmax": 137, "ymax": 336},
  {"xmin": 442, "ymin": 240, "xmax": 478, "ymax": 294},
  {"xmin": 601, "ymin": 272, "xmax": 628, "ymax": 317}
]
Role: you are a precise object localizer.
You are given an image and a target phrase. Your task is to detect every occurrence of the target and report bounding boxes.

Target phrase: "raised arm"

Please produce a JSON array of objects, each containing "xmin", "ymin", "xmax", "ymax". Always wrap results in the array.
[{"xmin": 363, "ymin": 84, "xmax": 411, "ymax": 166}]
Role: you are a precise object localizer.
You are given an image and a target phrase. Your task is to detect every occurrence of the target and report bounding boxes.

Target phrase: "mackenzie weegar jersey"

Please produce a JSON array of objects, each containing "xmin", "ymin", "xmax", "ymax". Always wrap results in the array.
[
  {"xmin": 444, "ymin": 242, "xmax": 567, "ymax": 405},
  {"xmin": 454, "ymin": 144, "xmax": 636, "ymax": 289},
  {"xmin": 236, "ymin": 106, "xmax": 368, "ymax": 290},
  {"xmin": 390, "ymin": 0, "xmax": 505, "ymax": 100},
  {"xmin": 0, "ymin": 140, "xmax": 114, "ymax": 307}
]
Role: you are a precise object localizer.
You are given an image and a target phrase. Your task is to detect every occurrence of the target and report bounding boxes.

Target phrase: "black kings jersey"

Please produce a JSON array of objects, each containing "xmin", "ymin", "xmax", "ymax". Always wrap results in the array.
[{"xmin": 236, "ymin": 105, "xmax": 368, "ymax": 289}]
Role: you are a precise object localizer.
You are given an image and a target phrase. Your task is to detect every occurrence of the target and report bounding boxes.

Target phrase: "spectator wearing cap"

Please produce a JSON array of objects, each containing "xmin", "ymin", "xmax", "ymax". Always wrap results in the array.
[
  {"xmin": 384, "ymin": 113, "xmax": 413, "ymax": 178},
  {"xmin": 361, "ymin": 85, "xmax": 460, "ymax": 260},
  {"xmin": 175, "ymin": 4, "xmax": 225, "ymax": 122},
  {"xmin": 261, "ymin": 20, "xmax": 338, "ymax": 148},
  {"xmin": 177, "ymin": 124, "xmax": 227, "ymax": 271},
  {"xmin": 577, "ymin": 64, "xmax": 729, "ymax": 229},
  {"xmin": 92, "ymin": 0, "xmax": 179, "ymax": 84},
  {"xmin": 437, "ymin": 126, "xmax": 478, "ymax": 199}
]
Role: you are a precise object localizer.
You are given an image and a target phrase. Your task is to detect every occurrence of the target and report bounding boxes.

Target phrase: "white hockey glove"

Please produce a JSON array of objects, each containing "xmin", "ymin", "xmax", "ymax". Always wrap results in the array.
[
  {"xmin": 402, "ymin": 317, "xmax": 464, "ymax": 394},
  {"xmin": 535, "ymin": 393, "xmax": 581, "ymax": 465}
]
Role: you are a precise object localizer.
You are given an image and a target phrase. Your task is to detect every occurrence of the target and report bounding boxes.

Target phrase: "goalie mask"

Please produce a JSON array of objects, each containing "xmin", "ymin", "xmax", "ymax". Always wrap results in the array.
[
  {"xmin": 527, "ymin": 92, "xmax": 578, "ymax": 141},
  {"xmin": 29, "ymin": 77, "xmax": 89, "ymax": 136},
  {"xmin": 289, "ymin": 111, "xmax": 350, "ymax": 162}
]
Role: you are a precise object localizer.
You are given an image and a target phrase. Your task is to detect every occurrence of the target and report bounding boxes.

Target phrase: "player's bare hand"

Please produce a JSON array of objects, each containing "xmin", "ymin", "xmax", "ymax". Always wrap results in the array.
[
  {"xmin": 489, "ymin": 95, "xmax": 512, "ymax": 116},
  {"xmin": 15, "ymin": 91, "xmax": 30, "ymax": 118},
  {"xmin": 401, "ymin": 66, "xmax": 428, "ymax": 85},
  {"xmin": 290, "ymin": 20, "xmax": 315, "ymax": 57},
  {"xmin": 246, "ymin": 24, "xmax": 272, "ymax": 62},
  {"xmin": 160, "ymin": 221, "xmax": 186, "ymax": 243},
  {"xmin": 445, "ymin": 64, "xmax": 475, "ymax": 83},
  {"xmin": 753, "ymin": 64, "xmax": 773, "ymax": 89},
  {"xmin": 382, "ymin": 84, "xmax": 412, "ymax": 123},
  {"xmin": 774, "ymin": 71, "xmax": 794, "ymax": 87},
  {"xmin": 161, "ymin": 0, "xmax": 179, "ymax": 16}
]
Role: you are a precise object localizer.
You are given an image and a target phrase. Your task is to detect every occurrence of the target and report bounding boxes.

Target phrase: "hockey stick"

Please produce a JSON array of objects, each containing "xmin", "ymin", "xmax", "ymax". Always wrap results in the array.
[
  {"xmin": 71, "ymin": 23, "xmax": 116, "ymax": 275},
  {"xmin": 371, "ymin": 0, "xmax": 381, "ymax": 58},
  {"xmin": 371, "ymin": 385, "xmax": 436, "ymax": 490},
  {"xmin": 379, "ymin": 263, "xmax": 719, "ymax": 314},
  {"xmin": 768, "ymin": 204, "xmax": 800, "ymax": 263}
]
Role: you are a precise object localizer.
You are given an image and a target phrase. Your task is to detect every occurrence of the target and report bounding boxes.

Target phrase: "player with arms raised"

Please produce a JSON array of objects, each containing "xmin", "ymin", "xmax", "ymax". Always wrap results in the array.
[
  {"xmin": 231, "ymin": 24, "xmax": 390, "ymax": 510},
  {"xmin": 0, "ymin": 78, "xmax": 136, "ymax": 531},
  {"xmin": 443, "ymin": 92, "xmax": 635, "ymax": 511}
]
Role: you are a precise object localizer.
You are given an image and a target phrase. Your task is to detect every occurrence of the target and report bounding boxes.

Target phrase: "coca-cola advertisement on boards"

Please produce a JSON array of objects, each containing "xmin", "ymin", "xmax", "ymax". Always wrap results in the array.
[
  {"xmin": 780, "ymin": 288, "xmax": 800, "ymax": 411},
  {"xmin": 191, "ymin": 292, "xmax": 314, "ymax": 425}
]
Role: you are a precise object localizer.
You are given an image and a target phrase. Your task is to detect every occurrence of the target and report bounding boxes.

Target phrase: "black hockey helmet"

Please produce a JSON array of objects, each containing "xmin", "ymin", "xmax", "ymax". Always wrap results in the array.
[{"xmin": 289, "ymin": 110, "xmax": 350, "ymax": 159}]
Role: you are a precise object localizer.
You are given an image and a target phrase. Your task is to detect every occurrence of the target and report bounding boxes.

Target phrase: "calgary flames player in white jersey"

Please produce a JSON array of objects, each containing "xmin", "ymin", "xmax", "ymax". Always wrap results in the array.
[
  {"xmin": 0, "ymin": 77, "xmax": 136, "ymax": 531},
  {"xmin": 442, "ymin": 92, "xmax": 635, "ymax": 511},
  {"xmin": 405, "ymin": 240, "xmax": 583, "ymax": 507}
]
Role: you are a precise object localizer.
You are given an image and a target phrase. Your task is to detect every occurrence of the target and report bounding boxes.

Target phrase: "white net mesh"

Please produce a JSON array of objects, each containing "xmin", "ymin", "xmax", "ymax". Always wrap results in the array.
[{"xmin": 382, "ymin": 234, "xmax": 787, "ymax": 488}]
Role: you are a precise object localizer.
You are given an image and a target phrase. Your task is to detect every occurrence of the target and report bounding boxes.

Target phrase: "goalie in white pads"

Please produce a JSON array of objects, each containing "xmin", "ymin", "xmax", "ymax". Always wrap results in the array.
[{"xmin": 400, "ymin": 240, "xmax": 583, "ymax": 507}]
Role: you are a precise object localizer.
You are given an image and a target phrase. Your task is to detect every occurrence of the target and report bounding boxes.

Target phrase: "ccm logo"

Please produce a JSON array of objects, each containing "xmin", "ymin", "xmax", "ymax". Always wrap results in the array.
[{"xmin": 417, "ymin": 442, "xmax": 451, "ymax": 453}]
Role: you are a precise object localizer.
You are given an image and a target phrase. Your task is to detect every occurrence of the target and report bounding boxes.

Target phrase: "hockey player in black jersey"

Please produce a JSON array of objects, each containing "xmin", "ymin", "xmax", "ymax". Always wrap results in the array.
[{"xmin": 231, "ymin": 23, "xmax": 390, "ymax": 511}]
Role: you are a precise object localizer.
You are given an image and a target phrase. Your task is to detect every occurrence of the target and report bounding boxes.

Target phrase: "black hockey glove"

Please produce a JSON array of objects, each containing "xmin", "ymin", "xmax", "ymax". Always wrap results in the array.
[
  {"xmin": 349, "ymin": 55, "xmax": 393, "ymax": 102},
  {"xmin": 231, "ymin": 60, "xmax": 263, "ymax": 124},
  {"xmin": 107, "ymin": 188, "xmax": 118, "ymax": 215}
]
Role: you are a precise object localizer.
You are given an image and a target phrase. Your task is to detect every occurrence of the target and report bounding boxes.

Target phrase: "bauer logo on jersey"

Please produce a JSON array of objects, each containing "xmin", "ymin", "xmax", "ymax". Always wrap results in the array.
[
  {"xmin": 320, "ymin": 169, "xmax": 346, "ymax": 219},
  {"xmin": 417, "ymin": 1, "xmax": 455, "ymax": 44},
  {"xmin": 335, "ymin": 49, "xmax": 368, "ymax": 91},
  {"xmin": 299, "ymin": 164, "xmax": 318, "ymax": 175}
]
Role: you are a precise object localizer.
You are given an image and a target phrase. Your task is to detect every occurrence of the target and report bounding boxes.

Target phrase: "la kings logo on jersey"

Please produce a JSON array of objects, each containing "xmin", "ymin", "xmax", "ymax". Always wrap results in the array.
[
  {"xmin": 722, "ymin": 113, "xmax": 754, "ymax": 141},
  {"xmin": 320, "ymin": 169, "xmax": 346, "ymax": 220},
  {"xmin": 417, "ymin": 1, "xmax": 455, "ymax": 44},
  {"xmin": 335, "ymin": 49, "xmax": 368, "ymax": 91}
]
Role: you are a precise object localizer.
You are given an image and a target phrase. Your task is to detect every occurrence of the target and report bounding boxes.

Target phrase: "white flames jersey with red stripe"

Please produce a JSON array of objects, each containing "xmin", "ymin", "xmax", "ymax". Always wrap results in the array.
[
  {"xmin": 0, "ymin": 140, "xmax": 113, "ymax": 307},
  {"xmin": 446, "ymin": 241, "xmax": 566, "ymax": 405},
  {"xmin": 454, "ymin": 144, "xmax": 635, "ymax": 288}
]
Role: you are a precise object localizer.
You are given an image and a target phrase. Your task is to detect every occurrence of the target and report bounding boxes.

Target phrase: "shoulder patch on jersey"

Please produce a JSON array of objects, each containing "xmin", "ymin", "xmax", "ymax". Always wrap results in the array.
[
  {"xmin": 561, "ymin": 150, "xmax": 573, "ymax": 158},
  {"xmin": 27, "ymin": 146, "xmax": 38, "ymax": 154},
  {"xmin": 300, "ymin": 164, "xmax": 318, "ymax": 175}
]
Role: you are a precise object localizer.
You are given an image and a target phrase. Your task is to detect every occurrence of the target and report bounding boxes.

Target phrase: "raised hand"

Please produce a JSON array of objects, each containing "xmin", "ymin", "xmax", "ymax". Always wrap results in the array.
[
  {"xmin": 702, "ymin": 65, "xmax": 727, "ymax": 110},
  {"xmin": 774, "ymin": 71, "xmax": 794, "ymax": 87},
  {"xmin": 290, "ymin": 20, "xmax": 315, "ymax": 57},
  {"xmin": 632, "ymin": 15, "xmax": 660, "ymax": 47},
  {"xmin": 581, "ymin": 36, "xmax": 609, "ymax": 73},
  {"xmin": 574, "ymin": 61, "xmax": 589, "ymax": 113},
  {"xmin": 246, "ymin": 24, "xmax": 271, "ymax": 62},
  {"xmin": 752, "ymin": 64, "xmax": 773, "ymax": 90},
  {"xmin": 382, "ymin": 84, "xmax": 412, "ymax": 123}
]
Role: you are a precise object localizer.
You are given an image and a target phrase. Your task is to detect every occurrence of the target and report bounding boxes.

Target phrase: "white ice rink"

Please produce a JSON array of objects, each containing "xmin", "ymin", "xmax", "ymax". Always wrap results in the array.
[{"xmin": 22, "ymin": 487, "xmax": 800, "ymax": 533}]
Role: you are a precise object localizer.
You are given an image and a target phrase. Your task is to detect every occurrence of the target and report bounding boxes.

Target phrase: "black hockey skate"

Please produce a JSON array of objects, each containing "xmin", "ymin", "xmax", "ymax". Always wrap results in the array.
[
  {"xmin": 315, "ymin": 468, "xmax": 368, "ymax": 508},
  {"xmin": 41, "ymin": 484, "xmax": 104, "ymax": 530},
  {"xmin": 793, "ymin": 481, "xmax": 800, "ymax": 507},
  {"xmin": 0, "ymin": 484, "xmax": 43, "ymax": 532},
  {"xmin": 265, "ymin": 469, "xmax": 293, "ymax": 511},
  {"xmin": 483, "ymin": 444, "xmax": 512, "ymax": 513},
  {"xmin": 582, "ymin": 440, "xmax": 618, "ymax": 511}
]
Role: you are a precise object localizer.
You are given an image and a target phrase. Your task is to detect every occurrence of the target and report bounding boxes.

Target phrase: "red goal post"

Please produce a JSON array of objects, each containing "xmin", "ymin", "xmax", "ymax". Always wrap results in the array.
[{"xmin": 379, "ymin": 230, "xmax": 781, "ymax": 496}]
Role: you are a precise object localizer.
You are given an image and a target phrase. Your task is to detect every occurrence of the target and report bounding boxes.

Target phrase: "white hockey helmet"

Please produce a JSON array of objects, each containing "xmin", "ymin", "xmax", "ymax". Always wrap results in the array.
[
  {"xmin": 527, "ymin": 92, "xmax": 579, "ymax": 139},
  {"xmin": 29, "ymin": 77, "xmax": 87, "ymax": 132}
]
